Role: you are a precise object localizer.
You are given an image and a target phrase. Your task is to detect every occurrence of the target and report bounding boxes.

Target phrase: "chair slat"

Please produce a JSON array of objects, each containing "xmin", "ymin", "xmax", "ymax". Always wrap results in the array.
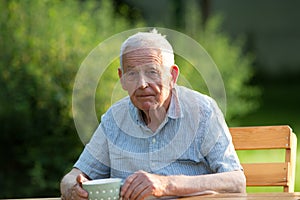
[
  {"xmin": 229, "ymin": 125, "xmax": 297, "ymax": 192},
  {"xmin": 230, "ymin": 126, "xmax": 292, "ymax": 150},
  {"xmin": 242, "ymin": 163, "xmax": 289, "ymax": 186}
]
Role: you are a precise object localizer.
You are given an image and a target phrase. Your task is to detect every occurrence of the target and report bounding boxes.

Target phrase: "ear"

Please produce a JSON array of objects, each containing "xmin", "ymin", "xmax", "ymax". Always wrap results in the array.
[
  {"xmin": 170, "ymin": 65, "xmax": 179, "ymax": 84},
  {"xmin": 118, "ymin": 67, "xmax": 123, "ymax": 79},
  {"xmin": 118, "ymin": 67, "xmax": 127, "ymax": 90}
]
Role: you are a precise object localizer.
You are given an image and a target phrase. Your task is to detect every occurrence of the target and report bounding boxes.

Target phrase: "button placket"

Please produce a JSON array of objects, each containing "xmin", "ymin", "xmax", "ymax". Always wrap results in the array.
[
  {"xmin": 152, "ymin": 138, "xmax": 156, "ymax": 143},
  {"xmin": 149, "ymin": 136, "xmax": 158, "ymax": 171}
]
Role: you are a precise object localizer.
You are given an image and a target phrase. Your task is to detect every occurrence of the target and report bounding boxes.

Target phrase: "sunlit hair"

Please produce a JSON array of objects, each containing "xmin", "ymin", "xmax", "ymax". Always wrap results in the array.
[{"xmin": 120, "ymin": 29, "xmax": 174, "ymax": 72}]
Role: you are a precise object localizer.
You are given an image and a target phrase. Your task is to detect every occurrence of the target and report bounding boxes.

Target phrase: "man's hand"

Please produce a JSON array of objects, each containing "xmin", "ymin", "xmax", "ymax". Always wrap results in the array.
[
  {"xmin": 73, "ymin": 174, "xmax": 89, "ymax": 200},
  {"xmin": 61, "ymin": 169, "xmax": 90, "ymax": 200},
  {"xmin": 121, "ymin": 170, "xmax": 170, "ymax": 200}
]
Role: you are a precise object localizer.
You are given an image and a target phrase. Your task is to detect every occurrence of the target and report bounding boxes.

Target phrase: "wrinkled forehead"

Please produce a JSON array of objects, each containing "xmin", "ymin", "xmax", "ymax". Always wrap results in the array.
[{"xmin": 122, "ymin": 48, "xmax": 164, "ymax": 70}]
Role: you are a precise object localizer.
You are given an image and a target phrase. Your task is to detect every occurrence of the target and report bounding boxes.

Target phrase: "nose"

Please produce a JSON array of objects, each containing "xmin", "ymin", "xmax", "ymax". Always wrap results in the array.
[{"xmin": 136, "ymin": 73, "xmax": 148, "ymax": 89}]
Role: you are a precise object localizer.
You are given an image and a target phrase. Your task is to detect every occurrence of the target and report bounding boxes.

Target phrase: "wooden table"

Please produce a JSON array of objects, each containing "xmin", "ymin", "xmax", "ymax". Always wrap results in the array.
[
  {"xmin": 180, "ymin": 192, "xmax": 300, "ymax": 200},
  {"xmin": 5, "ymin": 193, "xmax": 300, "ymax": 200}
]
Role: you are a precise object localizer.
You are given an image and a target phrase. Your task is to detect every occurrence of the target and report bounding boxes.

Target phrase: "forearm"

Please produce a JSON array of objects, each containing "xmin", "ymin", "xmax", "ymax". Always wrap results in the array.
[{"xmin": 165, "ymin": 170, "xmax": 246, "ymax": 196}]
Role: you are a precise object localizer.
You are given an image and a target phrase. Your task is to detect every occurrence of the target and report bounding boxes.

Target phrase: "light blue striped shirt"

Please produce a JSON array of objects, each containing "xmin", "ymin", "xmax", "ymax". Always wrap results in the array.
[{"xmin": 74, "ymin": 85, "xmax": 242, "ymax": 180}]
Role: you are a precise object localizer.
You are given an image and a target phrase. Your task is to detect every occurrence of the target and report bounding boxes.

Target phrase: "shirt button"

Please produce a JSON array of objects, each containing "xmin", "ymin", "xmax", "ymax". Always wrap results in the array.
[{"xmin": 152, "ymin": 138, "xmax": 156, "ymax": 143}]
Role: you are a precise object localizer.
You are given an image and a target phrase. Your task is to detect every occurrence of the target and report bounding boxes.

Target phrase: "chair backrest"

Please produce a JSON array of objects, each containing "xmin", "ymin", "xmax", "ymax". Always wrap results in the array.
[{"xmin": 229, "ymin": 125, "xmax": 297, "ymax": 192}]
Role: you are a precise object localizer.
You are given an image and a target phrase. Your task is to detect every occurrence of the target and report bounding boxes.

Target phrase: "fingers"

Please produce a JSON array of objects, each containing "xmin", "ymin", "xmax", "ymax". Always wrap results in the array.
[
  {"xmin": 121, "ymin": 170, "xmax": 164, "ymax": 200},
  {"xmin": 74, "ymin": 183, "xmax": 89, "ymax": 199},
  {"xmin": 121, "ymin": 172, "xmax": 146, "ymax": 200},
  {"xmin": 128, "ymin": 184, "xmax": 151, "ymax": 200},
  {"xmin": 76, "ymin": 174, "xmax": 89, "ymax": 185},
  {"xmin": 65, "ymin": 174, "xmax": 88, "ymax": 200},
  {"xmin": 121, "ymin": 172, "xmax": 137, "ymax": 198}
]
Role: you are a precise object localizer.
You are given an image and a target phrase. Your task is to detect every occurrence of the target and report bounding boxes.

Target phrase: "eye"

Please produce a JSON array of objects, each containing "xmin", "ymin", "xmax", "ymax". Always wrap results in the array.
[
  {"xmin": 146, "ymin": 69, "xmax": 159, "ymax": 75},
  {"xmin": 127, "ymin": 71, "xmax": 137, "ymax": 76}
]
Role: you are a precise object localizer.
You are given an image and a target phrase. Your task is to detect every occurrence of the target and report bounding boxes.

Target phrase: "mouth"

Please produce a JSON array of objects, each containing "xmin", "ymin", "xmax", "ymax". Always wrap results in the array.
[
  {"xmin": 135, "ymin": 90, "xmax": 155, "ymax": 97},
  {"xmin": 137, "ymin": 94, "xmax": 155, "ymax": 98},
  {"xmin": 135, "ymin": 92, "xmax": 156, "ymax": 99}
]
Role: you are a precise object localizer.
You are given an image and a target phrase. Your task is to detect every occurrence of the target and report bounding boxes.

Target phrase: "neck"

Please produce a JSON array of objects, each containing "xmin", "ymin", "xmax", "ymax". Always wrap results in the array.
[
  {"xmin": 142, "ymin": 92, "xmax": 172, "ymax": 132},
  {"xmin": 142, "ymin": 106, "xmax": 167, "ymax": 132}
]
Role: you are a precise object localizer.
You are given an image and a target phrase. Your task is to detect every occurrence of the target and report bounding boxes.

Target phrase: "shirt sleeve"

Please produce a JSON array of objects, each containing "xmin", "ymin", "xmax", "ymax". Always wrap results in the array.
[
  {"xmin": 74, "ymin": 124, "xmax": 111, "ymax": 179},
  {"xmin": 201, "ymin": 99, "xmax": 242, "ymax": 173}
]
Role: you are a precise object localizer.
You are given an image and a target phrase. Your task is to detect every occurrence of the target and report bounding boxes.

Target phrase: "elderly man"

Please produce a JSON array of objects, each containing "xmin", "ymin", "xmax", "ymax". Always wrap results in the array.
[{"xmin": 60, "ymin": 30, "xmax": 246, "ymax": 200}]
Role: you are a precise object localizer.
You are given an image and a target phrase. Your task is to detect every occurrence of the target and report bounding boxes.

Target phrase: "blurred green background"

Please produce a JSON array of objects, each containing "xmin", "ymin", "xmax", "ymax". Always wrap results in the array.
[{"xmin": 0, "ymin": 0, "xmax": 299, "ymax": 198}]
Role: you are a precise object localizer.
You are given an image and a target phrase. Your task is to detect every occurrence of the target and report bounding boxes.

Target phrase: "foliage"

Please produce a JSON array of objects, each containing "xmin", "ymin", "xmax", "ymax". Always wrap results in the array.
[
  {"xmin": 0, "ymin": 0, "xmax": 259, "ymax": 198},
  {"xmin": 0, "ymin": 0, "xmax": 141, "ymax": 198},
  {"xmin": 177, "ymin": 1, "xmax": 260, "ymax": 125}
]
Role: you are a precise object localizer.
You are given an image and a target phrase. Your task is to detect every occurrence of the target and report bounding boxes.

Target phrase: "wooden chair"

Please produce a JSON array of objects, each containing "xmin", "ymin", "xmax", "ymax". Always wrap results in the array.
[{"xmin": 229, "ymin": 125, "xmax": 297, "ymax": 192}]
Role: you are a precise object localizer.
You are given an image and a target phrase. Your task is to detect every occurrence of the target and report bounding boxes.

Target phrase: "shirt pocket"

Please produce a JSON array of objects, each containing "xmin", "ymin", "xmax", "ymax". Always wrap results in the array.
[
  {"xmin": 176, "ymin": 145, "xmax": 205, "ymax": 164},
  {"xmin": 169, "ymin": 151, "xmax": 210, "ymax": 175},
  {"xmin": 108, "ymin": 143, "xmax": 151, "ymax": 173}
]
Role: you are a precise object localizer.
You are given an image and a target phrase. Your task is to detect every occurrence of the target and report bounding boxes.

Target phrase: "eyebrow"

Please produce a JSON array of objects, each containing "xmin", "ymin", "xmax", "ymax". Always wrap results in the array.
[{"xmin": 124, "ymin": 66, "xmax": 135, "ymax": 71}]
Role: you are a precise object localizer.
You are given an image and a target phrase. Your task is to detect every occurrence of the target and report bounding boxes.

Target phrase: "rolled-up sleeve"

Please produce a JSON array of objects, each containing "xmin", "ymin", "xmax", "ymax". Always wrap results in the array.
[
  {"xmin": 74, "ymin": 147, "xmax": 110, "ymax": 179},
  {"xmin": 74, "ymin": 124, "xmax": 111, "ymax": 179}
]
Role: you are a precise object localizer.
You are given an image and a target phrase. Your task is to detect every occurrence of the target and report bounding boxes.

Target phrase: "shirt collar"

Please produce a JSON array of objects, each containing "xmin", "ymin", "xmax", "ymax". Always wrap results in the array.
[{"xmin": 168, "ymin": 85, "xmax": 183, "ymax": 119}]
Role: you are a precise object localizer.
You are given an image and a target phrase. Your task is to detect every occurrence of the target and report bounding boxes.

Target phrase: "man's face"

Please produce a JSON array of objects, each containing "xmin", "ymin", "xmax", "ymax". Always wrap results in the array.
[{"xmin": 119, "ymin": 48, "xmax": 178, "ymax": 112}]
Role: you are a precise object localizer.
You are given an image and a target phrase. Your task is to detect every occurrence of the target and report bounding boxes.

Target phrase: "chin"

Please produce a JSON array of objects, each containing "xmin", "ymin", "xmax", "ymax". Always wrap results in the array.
[
  {"xmin": 137, "ymin": 102, "xmax": 155, "ymax": 111},
  {"xmin": 139, "ymin": 104, "xmax": 152, "ymax": 111}
]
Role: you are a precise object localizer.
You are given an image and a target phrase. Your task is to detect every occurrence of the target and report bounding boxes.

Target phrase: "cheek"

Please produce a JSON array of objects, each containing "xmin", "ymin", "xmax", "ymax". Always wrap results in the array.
[
  {"xmin": 160, "ymin": 78, "xmax": 173, "ymax": 91},
  {"xmin": 126, "ymin": 86, "xmax": 136, "ymax": 97},
  {"xmin": 121, "ymin": 81, "xmax": 138, "ymax": 96},
  {"xmin": 150, "ymin": 82, "xmax": 170, "ymax": 99},
  {"xmin": 148, "ymin": 82, "xmax": 163, "ymax": 93}
]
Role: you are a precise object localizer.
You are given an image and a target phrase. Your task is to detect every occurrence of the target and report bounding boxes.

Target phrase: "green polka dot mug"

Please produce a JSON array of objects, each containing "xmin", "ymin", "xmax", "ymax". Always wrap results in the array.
[{"xmin": 82, "ymin": 178, "xmax": 122, "ymax": 200}]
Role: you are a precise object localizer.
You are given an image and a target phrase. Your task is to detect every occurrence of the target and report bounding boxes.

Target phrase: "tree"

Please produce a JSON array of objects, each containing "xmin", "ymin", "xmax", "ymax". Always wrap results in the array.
[
  {"xmin": 0, "ymin": 0, "xmax": 259, "ymax": 198},
  {"xmin": 178, "ymin": 0, "xmax": 260, "ymax": 125},
  {"xmin": 0, "ymin": 0, "xmax": 141, "ymax": 197}
]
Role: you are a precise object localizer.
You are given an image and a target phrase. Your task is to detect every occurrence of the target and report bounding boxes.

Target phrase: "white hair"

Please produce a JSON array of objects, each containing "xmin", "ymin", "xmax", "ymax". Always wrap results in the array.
[{"xmin": 120, "ymin": 29, "xmax": 174, "ymax": 72}]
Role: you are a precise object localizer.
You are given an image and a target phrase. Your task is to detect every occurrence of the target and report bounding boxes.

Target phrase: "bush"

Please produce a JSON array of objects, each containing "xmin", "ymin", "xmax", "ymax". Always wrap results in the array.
[
  {"xmin": 0, "ymin": 0, "xmax": 258, "ymax": 198},
  {"xmin": 0, "ymin": 0, "xmax": 141, "ymax": 197},
  {"xmin": 177, "ymin": 1, "xmax": 260, "ymax": 125}
]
